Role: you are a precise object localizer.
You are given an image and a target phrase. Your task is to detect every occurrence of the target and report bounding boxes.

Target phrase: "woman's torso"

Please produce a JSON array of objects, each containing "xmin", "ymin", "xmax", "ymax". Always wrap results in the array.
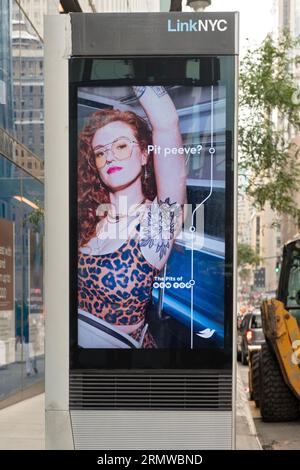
[{"xmin": 78, "ymin": 222, "xmax": 159, "ymax": 327}]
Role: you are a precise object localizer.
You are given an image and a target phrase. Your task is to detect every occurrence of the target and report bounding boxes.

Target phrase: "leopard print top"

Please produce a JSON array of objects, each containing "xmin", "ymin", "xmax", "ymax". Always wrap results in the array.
[{"xmin": 78, "ymin": 224, "xmax": 160, "ymax": 328}]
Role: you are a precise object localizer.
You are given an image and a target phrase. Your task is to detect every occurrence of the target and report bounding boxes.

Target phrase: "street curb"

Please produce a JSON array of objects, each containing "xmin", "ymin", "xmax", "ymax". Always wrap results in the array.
[{"xmin": 237, "ymin": 365, "xmax": 263, "ymax": 450}]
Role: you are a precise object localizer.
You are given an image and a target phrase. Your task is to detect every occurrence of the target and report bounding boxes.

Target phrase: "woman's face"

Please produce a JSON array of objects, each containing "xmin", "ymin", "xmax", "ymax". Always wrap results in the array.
[{"xmin": 92, "ymin": 121, "xmax": 147, "ymax": 191}]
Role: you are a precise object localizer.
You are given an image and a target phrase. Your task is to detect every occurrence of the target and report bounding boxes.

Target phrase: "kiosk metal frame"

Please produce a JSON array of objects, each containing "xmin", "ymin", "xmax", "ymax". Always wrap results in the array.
[{"xmin": 45, "ymin": 12, "xmax": 239, "ymax": 450}]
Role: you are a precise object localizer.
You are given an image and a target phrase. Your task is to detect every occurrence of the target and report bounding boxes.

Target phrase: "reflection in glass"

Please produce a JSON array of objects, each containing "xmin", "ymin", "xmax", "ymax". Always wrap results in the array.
[{"xmin": 0, "ymin": 154, "xmax": 44, "ymax": 401}]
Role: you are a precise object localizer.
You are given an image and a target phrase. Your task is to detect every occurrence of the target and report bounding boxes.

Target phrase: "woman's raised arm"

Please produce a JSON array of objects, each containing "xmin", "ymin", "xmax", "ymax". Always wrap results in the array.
[
  {"xmin": 133, "ymin": 86, "xmax": 187, "ymax": 270},
  {"xmin": 133, "ymin": 86, "xmax": 186, "ymax": 206}
]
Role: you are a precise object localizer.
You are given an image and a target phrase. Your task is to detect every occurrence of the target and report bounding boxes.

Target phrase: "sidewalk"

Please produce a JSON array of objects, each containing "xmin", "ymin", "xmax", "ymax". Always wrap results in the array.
[
  {"xmin": 236, "ymin": 364, "xmax": 262, "ymax": 450},
  {"xmin": 0, "ymin": 369, "xmax": 261, "ymax": 450},
  {"xmin": 0, "ymin": 394, "xmax": 45, "ymax": 450}
]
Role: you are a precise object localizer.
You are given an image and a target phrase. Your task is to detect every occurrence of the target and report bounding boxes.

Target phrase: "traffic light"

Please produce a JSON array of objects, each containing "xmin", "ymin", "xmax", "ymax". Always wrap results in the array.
[{"xmin": 275, "ymin": 257, "xmax": 281, "ymax": 273}]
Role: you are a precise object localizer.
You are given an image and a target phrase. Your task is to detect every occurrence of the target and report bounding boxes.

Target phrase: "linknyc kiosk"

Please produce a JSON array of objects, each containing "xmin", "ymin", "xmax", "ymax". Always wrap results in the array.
[{"xmin": 45, "ymin": 12, "xmax": 238, "ymax": 450}]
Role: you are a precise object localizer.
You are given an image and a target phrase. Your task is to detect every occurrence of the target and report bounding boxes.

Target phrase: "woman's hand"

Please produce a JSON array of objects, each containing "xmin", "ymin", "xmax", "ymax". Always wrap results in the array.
[{"xmin": 132, "ymin": 86, "xmax": 180, "ymax": 130}]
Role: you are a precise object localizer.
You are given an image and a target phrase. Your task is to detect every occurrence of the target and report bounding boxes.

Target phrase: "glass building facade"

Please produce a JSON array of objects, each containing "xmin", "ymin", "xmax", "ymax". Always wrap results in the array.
[
  {"xmin": 0, "ymin": 0, "xmax": 164, "ymax": 407},
  {"xmin": 0, "ymin": 0, "xmax": 44, "ymax": 407},
  {"xmin": 0, "ymin": 0, "xmax": 14, "ymax": 133}
]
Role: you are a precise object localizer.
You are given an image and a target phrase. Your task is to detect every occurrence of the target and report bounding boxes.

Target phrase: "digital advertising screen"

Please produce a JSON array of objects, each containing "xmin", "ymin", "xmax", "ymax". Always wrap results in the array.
[{"xmin": 69, "ymin": 57, "xmax": 235, "ymax": 369}]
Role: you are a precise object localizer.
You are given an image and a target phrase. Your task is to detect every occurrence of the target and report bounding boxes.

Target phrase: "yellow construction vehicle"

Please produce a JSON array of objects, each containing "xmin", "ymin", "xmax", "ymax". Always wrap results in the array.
[{"xmin": 248, "ymin": 239, "xmax": 300, "ymax": 422}]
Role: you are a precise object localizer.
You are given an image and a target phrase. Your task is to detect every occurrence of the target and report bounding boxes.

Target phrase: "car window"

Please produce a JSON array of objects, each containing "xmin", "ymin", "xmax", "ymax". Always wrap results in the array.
[
  {"xmin": 240, "ymin": 315, "xmax": 248, "ymax": 329},
  {"xmin": 251, "ymin": 314, "xmax": 262, "ymax": 329},
  {"xmin": 286, "ymin": 251, "xmax": 300, "ymax": 308}
]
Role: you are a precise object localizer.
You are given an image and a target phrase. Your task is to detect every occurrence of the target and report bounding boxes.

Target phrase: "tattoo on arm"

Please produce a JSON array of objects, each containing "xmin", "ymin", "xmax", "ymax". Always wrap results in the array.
[
  {"xmin": 140, "ymin": 198, "xmax": 182, "ymax": 260},
  {"xmin": 133, "ymin": 86, "xmax": 167, "ymax": 100},
  {"xmin": 132, "ymin": 86, "xmax": 146, "ymax": 99},
  {"xmin": 151, "ymin": 86, "xmax": 167, "ymax": 97}
]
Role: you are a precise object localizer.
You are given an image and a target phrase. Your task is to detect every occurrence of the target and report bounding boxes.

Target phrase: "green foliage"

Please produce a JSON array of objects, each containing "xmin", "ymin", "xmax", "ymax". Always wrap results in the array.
[
  {"xmin": 239, "ymin": 267, "xmax": 252, "ymax": 283},
  {"xmin": 24, "ymin": 199, "xmax": 44, "ymax": 232},
  {"xmin": 238, "ymin": 243, "xmax": 261, "ymax": 268},
  {"xmin": 239, "ymin": 32, "xmax": 300, "ymax": 224}
]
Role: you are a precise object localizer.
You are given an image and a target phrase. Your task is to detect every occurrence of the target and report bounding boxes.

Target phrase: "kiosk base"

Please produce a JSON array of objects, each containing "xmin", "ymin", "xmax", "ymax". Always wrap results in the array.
[
  {"xmin": 70, "ymin": 410, "xmax": 232, "ymax": 450},
  {"xmin": 45, "ymin": 411, "xmax": 74, "ymax": 450}
]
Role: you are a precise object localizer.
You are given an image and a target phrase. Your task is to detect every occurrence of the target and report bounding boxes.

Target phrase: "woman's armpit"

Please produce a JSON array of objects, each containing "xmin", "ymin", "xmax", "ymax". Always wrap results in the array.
[{"xmin": 139, "ymin": 199, "xmax": 183, "ymax": 270}]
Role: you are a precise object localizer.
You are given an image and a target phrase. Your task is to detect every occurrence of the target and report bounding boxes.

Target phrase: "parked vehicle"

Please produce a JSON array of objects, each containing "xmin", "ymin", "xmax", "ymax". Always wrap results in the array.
[
  {"xmin": 248, "ymin": 239, "xmax": 300, "ymax": 422},
  {"xmin": 237, "ymin": 310, "xmax": 265, "ymax": 365}
]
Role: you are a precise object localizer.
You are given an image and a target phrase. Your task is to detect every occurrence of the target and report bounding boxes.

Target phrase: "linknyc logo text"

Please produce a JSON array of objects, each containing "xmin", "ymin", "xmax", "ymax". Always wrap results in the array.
[{"xmin": 167, "ymin": 18, "xmax": 228, "ymax": 32}]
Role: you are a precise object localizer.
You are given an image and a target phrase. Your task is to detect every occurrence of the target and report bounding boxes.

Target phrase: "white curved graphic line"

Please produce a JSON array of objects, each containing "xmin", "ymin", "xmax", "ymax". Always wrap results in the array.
[{"xmin": 190, "ymin": 85, "xmax": 215, "ymax": 349}]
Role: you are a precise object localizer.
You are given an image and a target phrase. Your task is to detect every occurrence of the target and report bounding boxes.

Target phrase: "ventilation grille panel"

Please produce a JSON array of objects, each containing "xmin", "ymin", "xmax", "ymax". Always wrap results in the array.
[{"xmin": 70, "ymin": 372, "xmax": 232, "ymax": 410}]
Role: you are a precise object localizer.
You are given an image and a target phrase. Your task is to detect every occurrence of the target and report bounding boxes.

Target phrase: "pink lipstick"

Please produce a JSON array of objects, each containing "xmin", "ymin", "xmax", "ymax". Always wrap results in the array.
[{"xmin": 107, "ymin": 166, "xmax": 123, "ymax": 175}]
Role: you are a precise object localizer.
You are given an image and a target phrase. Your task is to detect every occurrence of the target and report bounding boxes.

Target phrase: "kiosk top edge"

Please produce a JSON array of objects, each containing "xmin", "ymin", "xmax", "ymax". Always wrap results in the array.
[
  {"xmin": 63, "ymin": 12, "xmax": 239, "ymax": 57},
  {"xmin": 66, "ymin": 11, "xmax": 239, "ymax": 16}
]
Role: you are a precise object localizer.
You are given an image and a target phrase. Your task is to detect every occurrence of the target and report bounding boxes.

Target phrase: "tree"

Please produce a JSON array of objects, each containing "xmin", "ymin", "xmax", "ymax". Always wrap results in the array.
[
  {"xmin": 238, "ymin": 243, "xmax": 260, "ymax": 268},
  {"xmin": 238, "ymin": 243, "xmax": 261, "ymax": 287},
  {"xmin": 23, "ymin": 199, "xmax": 44, "ymax": 232},
  {"xmin": 239, "ymin": 32, "xmax": 300, "ymax": 224}
]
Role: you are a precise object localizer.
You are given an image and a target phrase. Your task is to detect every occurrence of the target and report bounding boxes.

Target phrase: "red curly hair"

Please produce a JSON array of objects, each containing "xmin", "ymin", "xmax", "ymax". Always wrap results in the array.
[{"xmin": 78, "ymin": 109, "xmax": 156, "ymax": 247}]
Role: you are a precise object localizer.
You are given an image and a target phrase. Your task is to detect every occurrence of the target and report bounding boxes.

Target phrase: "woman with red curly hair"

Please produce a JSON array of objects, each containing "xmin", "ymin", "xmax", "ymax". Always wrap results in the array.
[{"xmin": 77, "ymin": 86, "xmax": 186, "ymax": 349}]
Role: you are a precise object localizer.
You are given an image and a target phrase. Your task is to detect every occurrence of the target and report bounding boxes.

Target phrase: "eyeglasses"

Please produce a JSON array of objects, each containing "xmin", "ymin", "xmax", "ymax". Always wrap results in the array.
[{"xmin": 93, "ymin": 136, "xmax": 138, "ymax": 169}]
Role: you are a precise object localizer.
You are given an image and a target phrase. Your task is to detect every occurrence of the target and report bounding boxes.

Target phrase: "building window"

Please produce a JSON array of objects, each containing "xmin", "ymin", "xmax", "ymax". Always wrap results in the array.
[
  {"xmin": 295, "ymin": 1, "xmax": 300, "ymax": 36},
  {"xmin": 283, "ymin": 0, "xmax": 290, "ymax": 28},
  {"xmin": 256, "ymin": 216, "xmax": 260, "ymax": 253}
]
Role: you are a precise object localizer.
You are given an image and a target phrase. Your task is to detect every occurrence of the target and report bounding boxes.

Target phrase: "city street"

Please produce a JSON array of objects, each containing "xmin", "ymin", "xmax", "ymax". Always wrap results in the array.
[{"xmin": 239, "ymin": 363, "xmax": 300, "ymax": 450}]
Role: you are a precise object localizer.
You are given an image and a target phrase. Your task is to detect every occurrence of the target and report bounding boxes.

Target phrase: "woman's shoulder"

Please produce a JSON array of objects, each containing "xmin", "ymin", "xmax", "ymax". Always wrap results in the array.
[{"xmin": 79, "ymin": 237, "xmax": 100, "ymax": 255}]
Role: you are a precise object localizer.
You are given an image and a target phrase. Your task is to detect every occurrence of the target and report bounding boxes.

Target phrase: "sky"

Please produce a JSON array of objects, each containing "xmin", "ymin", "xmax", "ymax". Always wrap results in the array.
[{"xmin": 205, "ymin": 0, "xmax": 275, "ymax": 55}]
